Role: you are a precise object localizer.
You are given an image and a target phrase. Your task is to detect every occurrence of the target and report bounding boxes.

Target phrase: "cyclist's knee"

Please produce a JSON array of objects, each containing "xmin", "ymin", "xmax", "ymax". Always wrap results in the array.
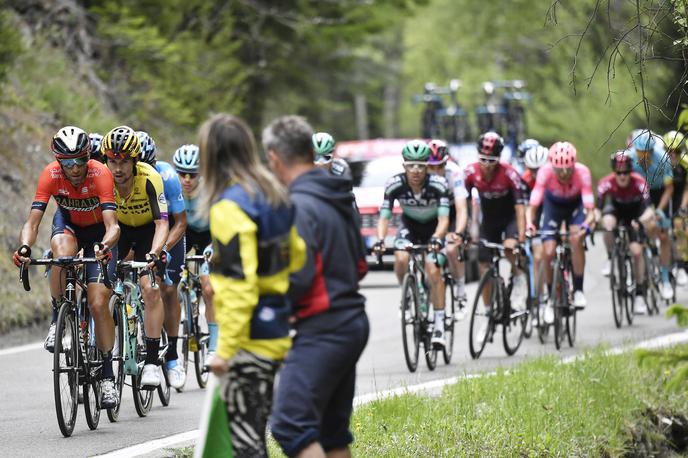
[
  {"xmin": 629, "ymin": 242, "xmax": 643, "ymax": 258},
  {"xmin": 50, "ymin": 234, "xmax": 77, "ymax": 256},
  {"xmin": 601, "ymin": 214, "xmax": 616, "ymax": 231}
]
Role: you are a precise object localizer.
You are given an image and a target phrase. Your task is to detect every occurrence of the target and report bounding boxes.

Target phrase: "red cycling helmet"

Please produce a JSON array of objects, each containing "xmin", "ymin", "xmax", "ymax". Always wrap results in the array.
[
  {"xmin": 610, "ymin": 150, "xmax": 632, "ymax": 172},
  {"xmin": 428, "ymin": 139, "xmax": 449, "ymax": 165},
  {"xmin": 477, "ymin": 132, "xmax": 504, "ymax": 157},
  {"xmin": 549, "ymin": 141, "xmax": 577, "ymax": 168}
]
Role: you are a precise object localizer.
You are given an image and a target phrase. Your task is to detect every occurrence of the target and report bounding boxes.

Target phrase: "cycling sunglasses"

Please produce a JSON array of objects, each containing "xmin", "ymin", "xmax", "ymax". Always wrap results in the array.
[
  {"xmin": 177, "ymin": 171, "xmax": 199, "ymax": 179},
  {"xmin": 59, "ymin": 157, "xmax": 89, "ymax": 168},
  {"xmin": 314, "ymin": 154, "xmax": 333, "ymax": 165},
  {"xmin": 615, "ymin": 169, "xmax": 631, "ymax": 176},
  {"xmin": 553, "ymin": 166, "xmax": 574, "ymax": 175},
  {"xmin": 404, "ymin": 161, "xmax": 427, "ymax": 171},
  {"xmin": 478, "ymin": 155, "xmax": 499, "ymax": 164}
]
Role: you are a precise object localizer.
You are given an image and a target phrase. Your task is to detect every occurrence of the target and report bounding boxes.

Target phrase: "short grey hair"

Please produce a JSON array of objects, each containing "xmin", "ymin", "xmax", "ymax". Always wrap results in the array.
[{"xmin": 262, "ymin": 115, "xmax": 314, "ymax": 165}]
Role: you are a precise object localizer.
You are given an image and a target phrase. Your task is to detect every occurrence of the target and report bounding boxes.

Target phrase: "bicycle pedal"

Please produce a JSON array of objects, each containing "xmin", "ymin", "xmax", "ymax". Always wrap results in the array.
[{"xmin": 141, "ymin": 384, "xmax": 158, "ymax": 391}]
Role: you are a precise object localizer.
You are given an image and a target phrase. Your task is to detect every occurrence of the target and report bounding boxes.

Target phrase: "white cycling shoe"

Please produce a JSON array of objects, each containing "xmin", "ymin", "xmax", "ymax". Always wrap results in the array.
[
  {"xmin": 677, "ymin": 269, "xmax": 688, "ymax": 287},
  {"xmin": 511, "ymin": 273, "xmax": 528, "ymax": 311},
  {"xmin": 660, "ymin": 281, "xmax": 674, "ymax": 301},
  {"xmin": 431, "ymin": 328, "xmax": 445, "ymax": 347},
  {"xmin": 601, "ymin": 260, "xmax": 611, "ymax": 277},
  {"xmin": 572, "ymin": 291, "xmax": 587, "ymax": 310},
  {"xmin": 44, "ymin": 323, "xmax": 56, "ymax": 353},
  {"xmin": 141, "ymin": 364, "xmax": 161, "ymax": 388},
  {"xmin": 166, "ymin": 360, "xmax": 186, "ymax": 389},
  {"xmin": 634, "ymin": 295, "xmax": 648, "ymax": 315},
  {"xmin": 543, "ymin": 302, "xmax": 555, "ymax": 325}
]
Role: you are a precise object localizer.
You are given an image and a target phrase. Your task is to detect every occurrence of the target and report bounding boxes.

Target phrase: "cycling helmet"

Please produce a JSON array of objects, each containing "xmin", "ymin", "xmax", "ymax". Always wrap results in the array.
[
  {"xmin": 524, "ymin": 145, "xmax": 549, "ymax": 169},
  {"xmin": 428, "ymin": 139, "xmax": 449, "ymax": 165},
  {"xmin": 632, "ymin": 130, "xmax": 656, "ymax": 151},
  {"xmin": 402, "ymin": 140, "xmax": 431, "ymax": 162},
  {"xmin": 88, "ymin": 133, "xmax": 103, "ymax": 158},
  {"xmin": 51, "ymin": 126, "xmax": 90, "ymax": 159},
  {"xmin": 549, "ymin": 141, "xmax": 577, "ymax": 168},
  {"xmin": 610, "ymin": 150, "xmax": 632, "ymax": 171},
  {"xmin": 517, "ymin": 138, "xmax": 540, "ymax": 159},
  {"xmin": 173, "ymin": 144, "xmax": 200, "ymax": 173},
  {"xmin": 663, "ymin": 130, "xmax": 685, "ymax": 151},
  {"xmin": 477, "ymin": 132, "xmax": 504, "ymax": 158},
  {"xmin": 101, "ymin": 125, "xmax": 140, "ymax": 160},
  {"xmin": 136, "ymin": 130, "xmax": 157, "ymax": 164},
  {"xmin": 312, "ymin": 132, "xmax": 336, "ymax": 157}
]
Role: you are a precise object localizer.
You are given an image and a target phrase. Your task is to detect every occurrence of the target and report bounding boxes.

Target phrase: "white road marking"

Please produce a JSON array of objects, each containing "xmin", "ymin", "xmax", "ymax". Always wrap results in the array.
[
  {"xmin": 90, "ymin": 328, "xmax": 688, "ymax": 458},
  {"xmin": 0, "ymin": 342, "xmax": 42, "ymax": 357}
]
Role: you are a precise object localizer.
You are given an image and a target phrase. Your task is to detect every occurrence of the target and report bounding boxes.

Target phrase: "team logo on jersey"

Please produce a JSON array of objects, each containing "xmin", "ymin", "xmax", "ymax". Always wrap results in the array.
[
  {"xmin": 57, "ymin": 188, "xmax": 69, "ymax": 195},
  {"xmin": 158, "ymin": 193, "xmax": 167, "ymax": 205},
  {"xmin": 81, "ymin": 187, "xmax": 88, "ymax": 194}
]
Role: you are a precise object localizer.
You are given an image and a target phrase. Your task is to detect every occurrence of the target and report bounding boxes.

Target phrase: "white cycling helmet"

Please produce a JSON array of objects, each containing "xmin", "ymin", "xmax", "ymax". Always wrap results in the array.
[
  {"xmin": 173, "ymin": 144, "xmax": 200, "ymax": 173},
  {"xmin": 524, "ymin": 145, "xmax": 549, "ymax": 169}
]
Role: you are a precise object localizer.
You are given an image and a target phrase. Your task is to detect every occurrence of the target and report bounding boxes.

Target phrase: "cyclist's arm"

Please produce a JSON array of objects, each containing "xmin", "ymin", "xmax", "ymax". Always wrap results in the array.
[
  {"xmin": 164, "ymin": 170, "xmax": 187, "ymax": 249},
  {"xmin": 94, "ymin": 165, "xmax": 119, "ymax": 249},
  {"xmin": 377, "ymin": 214, "xmax": 389, "ymax": 241},
  {"xmin": 454, "ymin": 197, "xmax": 468, "ymax": 234},
  {"xmin": 681, "ymin": 185, "xmax": 688, "ymax": 210},
  {"xmin": 433, "ymin": 215, "xmax": 449, "ymax": 240},
  {"xmin": 377, "ymin": 182, "xmax": 395, "ymax": 240},
  {"xmin": 658, "ymin": 182, "xmax": 673, "ymax": 213},
  {"xmin": 150, "ymin": 219, "xmax": 169, "ymax": 257},
  {"xmin": 515, "ymin": 204, "xmax": 526, "ymax": 241},
  {"xmin": 18, "ymin": 209, "xmax": 44, "ymax": 248},
  {"xmin": 146, "ymin": 175, "xmax": 169, "ymax": 256},
  {"xmin": 100, "ymin": 210, "xmax": 120, "ymax": 249},
  {"xmin": 166, "ymin": 211, "xmax": 187, "ymax": 249}
]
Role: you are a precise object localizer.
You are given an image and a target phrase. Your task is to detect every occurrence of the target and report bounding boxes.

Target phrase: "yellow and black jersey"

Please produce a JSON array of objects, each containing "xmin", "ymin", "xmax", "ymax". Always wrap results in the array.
[{"xmin": 114, "ymin": 161, "xmax": 168, "ymax": 227}]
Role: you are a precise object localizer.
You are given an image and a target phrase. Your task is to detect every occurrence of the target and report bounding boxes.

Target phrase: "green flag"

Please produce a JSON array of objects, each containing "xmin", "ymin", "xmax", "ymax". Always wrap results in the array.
[{"xmin": 195, "ymin": 375, "xmax": 233, "ymax": 458}]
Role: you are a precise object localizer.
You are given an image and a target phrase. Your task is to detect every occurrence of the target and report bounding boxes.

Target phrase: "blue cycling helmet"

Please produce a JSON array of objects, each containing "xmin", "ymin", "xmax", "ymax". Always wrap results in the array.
[
  {"xmin": 173, "ymin": 144, "xmax": 200, "ymax": 173},
  {"xmin": 517, "ymin": 138, "xmax": 540, "ymax": 159},
  {"xmin": 88, "ymin": 133, "xmax": 103, "ymax": 161},
  {"xmin": 135, "ymin": 130, "xmax": 157, "ymax": 164},
  {"xmin": 632, "ymin": 130, "xmax": 656, "ymax": 152}
]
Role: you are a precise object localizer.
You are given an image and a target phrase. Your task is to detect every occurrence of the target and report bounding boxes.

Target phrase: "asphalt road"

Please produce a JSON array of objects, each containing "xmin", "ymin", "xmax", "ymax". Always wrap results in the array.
[{"xmin": 0, "ymin": 242, "xmax": 682, "ymax": 457}]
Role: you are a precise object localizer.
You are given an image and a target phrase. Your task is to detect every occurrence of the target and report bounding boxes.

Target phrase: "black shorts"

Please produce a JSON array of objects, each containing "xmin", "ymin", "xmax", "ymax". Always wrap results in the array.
[
  {"xmin": 186, "ymin": 229, "xmax": 211, "ymax": 254},
  {"xmin": 118, "ymin": 223, "xmax": 155, "ymax": 262},
  {"xmin": 601, "ymin": 204, "xmax": 642, "ymax": 242},
  {"xmin": 478, "ymin": 219, "xmax": 518, "ymax": 262},
  {"xmin": 394, "ymin": 218, "xmax": 436, "ymax": 248},
  {"xmin": 51, "ymin": 209, "xmax": 117, "ymax": 284}
]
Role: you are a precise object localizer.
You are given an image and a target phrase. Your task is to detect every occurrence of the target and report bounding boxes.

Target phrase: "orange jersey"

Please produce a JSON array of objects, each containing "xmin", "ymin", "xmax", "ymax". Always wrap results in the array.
[{"xmin": 32, "ymin": 160, "xmax": 117, "ymax": 227}]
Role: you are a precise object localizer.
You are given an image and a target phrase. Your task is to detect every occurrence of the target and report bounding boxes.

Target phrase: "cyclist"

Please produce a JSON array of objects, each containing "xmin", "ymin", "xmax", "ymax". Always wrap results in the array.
[
  {"xmin": 312, "ymin": 132, "xmax": 350, "ymax": 178},
  {"xmin": 427, "ymin": 139, "xmax": 469, "ymax": 305},
  {"xmin": 464, "ymin": 132, "xmax": 528, "ymax": 331},
  {"xmin": 597, "ymin": 151, "xmax": 655, "ymax": 313},
  {"xmin": 527, "ymin": 141, "xmax": 595, "ymax": 309},
  {"xmin": 512, "ymin": 138, "xmax": 540, "ymax": 175},
  {"xmin": 665, "ymin": 130, "xmax": 688, "ymax": 286},
  {"xmin": 373, "ymin": 140, "xmax": 451, "ymax": 347},
  {"xmin": 102, "ymin": 125, "xmax": 169, "ymax": 388},
  {"xmin": 137, "ymin": 131, "xmax": 188, "ymax": 388},
  {"xmin": 628, "ymin": 130, "xmax": 674, "ymax": 300},
  {"xmin": 89, "ymin": 133, "xmax": 104, "ymax": 163},
  {"xmin": 13, "ymin": 126, "xmax": 120, "ymax": 408},
  {"xmin": 173, "ymin": 144, "xmax": 218, "ymax": 364}
]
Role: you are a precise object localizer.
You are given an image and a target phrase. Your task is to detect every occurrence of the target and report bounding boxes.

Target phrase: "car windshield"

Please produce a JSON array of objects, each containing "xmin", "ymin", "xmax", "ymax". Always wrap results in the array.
[{"xmin": 351, "ymin": 156, "xmax": 404, "ymax": 188}]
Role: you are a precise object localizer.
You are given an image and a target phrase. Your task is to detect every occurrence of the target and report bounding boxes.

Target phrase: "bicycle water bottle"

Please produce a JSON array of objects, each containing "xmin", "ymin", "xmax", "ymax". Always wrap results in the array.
[{"xmin": 126, "ymin": 303, "xmax": 136, "ymax": 336}]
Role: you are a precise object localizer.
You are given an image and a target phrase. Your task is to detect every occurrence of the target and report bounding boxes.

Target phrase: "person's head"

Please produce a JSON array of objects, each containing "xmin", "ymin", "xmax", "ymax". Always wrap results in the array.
[
  {"xmin": 427, "ymin": 139, "xmax": 449, "ymax": 175},
  {"xmin": 173, "ymin": 144, "xmax": 200, "ymax": 194},
  {"xmin": 549, "ymin": 141, "xmax": 576, "ymax": 183},
  {"xmin": 136, "ymin": 130, "xmax": 157, "ymax": 165},
  {"xmin": 52, "ymin": 126, "xmax": 91, "ymax": 185},
  {"xmin": 523, "ymin": 145, "xmax": 548, "ymax": 174},
  {"xmin": 627, "ymin": 129, "xmax": 644, "ymax": 149},
  {"xmin": 517, "ymin": 138, "xmax": 540, "ymax": 160},
  {"xmin": 632, "ymin": 130, "xmax": 656, "ymax": 161},
  {"xmin": 663, "ymin": 130, "xmax": 685, "ymax": 167},
  {"xmin": 262, "ymin": 115, "xmax": 315, "ymax": 185},
  {"xmin": 477, "ymin": 131, "xmax": 504, "ymax": 173},
  {"xmin": 401, "ymin": 139, "xmax": 430, "ymax": 186},
  {"xmin": 312, "ymin": 132, "xmax": 336, "ymax": 171},
  {"xmin": 199, "ymin": 113, "xmax": 287, "ymax": 215},
  {"xmin": 102, "ymin": 125, "xmax": 141, "ymax": 185},
  {"xmin": 88, "ymin": 133, "xmax": 103, "ymax": 162},
  {"xmin": 610, "ymin": 150, "xmax": 632, "ymax": 187}
]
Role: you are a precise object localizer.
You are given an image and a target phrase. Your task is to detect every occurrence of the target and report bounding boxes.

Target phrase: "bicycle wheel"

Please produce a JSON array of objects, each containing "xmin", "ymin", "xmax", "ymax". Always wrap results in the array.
[
  {"xmin": 644, "ymin": 249, "xmax": 660, "ymax": 315},
  {"xmin": 53, "ymin": 302, "xmax": 79, "ymax": 437},
  {"xmin": 132, "ymin": 317, "xmax": 154, "ymax": 417},
  {"xmin": 469, "ymin": 269, "xmax": 496, "ymax": 359},
  {"xmin": 624, "ymin": 256, "xmax": 635, "ymax": 325},
  {"xmin": 193, "ymin": 289, "xmax": 210, "ymax": 389},
  {"xmin": 83, "ymin": 378, "xmax": 100, "ymax": 430},
  {"xmin": 551, "ymin": 263, "xmax": 566, "ymax": 350},
  {"xmin": 442, "ymin": 277, "xmax": 456, "ymax": 365},
  {"xmin": 522, "ymin": 255, "xmax": 534, "ymax": 339},
  {"xmin": 564, "ymin": 265, "xmax": 577, "ymax": 348},
  {"xmin": 536, "ymin": 262, "xmax": 549, "ymax": 344},
  {"xmin": 610, "ymin": 249, "xmax": 625, "ymax": 328},
  {"xmin": 107, "ymin": 295, "xmax": 125, "ymax": 423},
  {"xmin": 503, "ymin": 276, "xmax": 526, "ymax": 356},
  {"xmin": 176, "ymin": 288, "xmax": 191, "ymax": 393},
  {"xmin": 157, "ymin": 330, "xmax": 171, "ymax": 407},
  {"xmin": 400, "ymin": 273, "xmax": 421, "ymax": 372}
]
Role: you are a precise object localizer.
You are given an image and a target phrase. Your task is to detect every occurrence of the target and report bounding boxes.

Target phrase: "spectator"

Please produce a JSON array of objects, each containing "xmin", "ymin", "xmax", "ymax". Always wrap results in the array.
[
  {"xmin": 263, "ymin": 115, "xmax": 369, "ymax": 458},
  {"xmin": 199, "ymin": 113, "xmax": 305, "ymax": 458}
]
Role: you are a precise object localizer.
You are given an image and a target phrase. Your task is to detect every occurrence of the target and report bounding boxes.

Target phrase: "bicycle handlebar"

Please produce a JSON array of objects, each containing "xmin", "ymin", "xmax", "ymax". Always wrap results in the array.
[
  {"xmin": 117, "ymin": 260, "xmax": 158, "ymax": 290},
  {"xmin": 19, "ymin": 257, "xmax": 111, "ymax": 291}
]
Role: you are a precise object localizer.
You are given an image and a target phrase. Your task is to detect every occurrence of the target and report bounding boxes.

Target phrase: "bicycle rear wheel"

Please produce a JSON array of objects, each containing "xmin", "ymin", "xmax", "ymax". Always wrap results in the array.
[
  {"xmin": 401, "ymin": 273, "xmax": 421, "ymax": 372},
  {"xmin": 442, "ymin": 277, "xmax": 456, "ymax": 365},
  {"xmin": 53, "ymin": 303, "xmax": 79, "ymax": 437},
  {"xmin": 536, "ymin": 262, "xmax": 549, "ymax": 344},
  {"xmin": 552, "ymin": 263, "xmax": 566, "ymax": 350},
  {"xmin": 469, "ymin": 269, "xmax": 496, "ymax": 359},
  {"xmin": 107, "ymin": 295, "xmax": 125, "ymax": 423},
  {"xmin": 157, "ymin": 330, "xmax": 171, "ymax": 406},
  {"xmin": 610, "ymin": 249, "xmax": 625, "ymax": 328},
  {"xmin": 193, "ymin": 288, "xmax": 210, "ymax": 389},
  {"xmin": 644, "ymin": 249, "xmax": 660, "ymax": 315},
  {"xmin": 564, "ymin": 264, "xmax": 577, "ymax": 348},
  {"xmin": 132, "ymin": 318, "xmax": 154, "ymax": 417},
  {"xmin": 624, "ymin": 256, "xmax": 635, "ymax": 325},
  {"xmin": 176, "ymin": 288, "xmax": 191, "ymax": 393}
]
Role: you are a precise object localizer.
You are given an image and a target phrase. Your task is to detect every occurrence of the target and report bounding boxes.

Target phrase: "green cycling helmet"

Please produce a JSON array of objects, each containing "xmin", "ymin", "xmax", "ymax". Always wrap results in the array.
[
  {"xmin": 663, "ymin": 130, "xmax": 685, "ymax": 151},
  {"xmin": 312, "ymin": 132, "xmax": 336, "ymax": 157},
  {"xmin": 402, "ymin": 139, "xmax": 431, "ymax": 161}
]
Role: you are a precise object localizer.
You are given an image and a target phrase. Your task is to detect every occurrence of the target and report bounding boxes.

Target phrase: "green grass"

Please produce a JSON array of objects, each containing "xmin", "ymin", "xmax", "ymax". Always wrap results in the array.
[{"xmin": 178, "ymin": 345, "xmax": 688, "ymax": 457}]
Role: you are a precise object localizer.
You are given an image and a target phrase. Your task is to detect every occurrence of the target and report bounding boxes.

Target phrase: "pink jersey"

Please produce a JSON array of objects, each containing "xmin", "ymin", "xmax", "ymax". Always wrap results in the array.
[{"xmin": 529, "ymin": 163, "xmax": 595, "ymax": 209}]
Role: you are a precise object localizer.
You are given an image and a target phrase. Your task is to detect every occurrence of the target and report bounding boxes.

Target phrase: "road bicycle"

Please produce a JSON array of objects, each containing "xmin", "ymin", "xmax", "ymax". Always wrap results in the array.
[
  {"xmin": 609, "ymin": 225, "xmax": 636, "ymax": 327},
  {"xmin": 20, "ymin": 256, "xmax": 110, "ymax": 437},
  {"xmin": 638, "ymin": 227, "xmax": 661, "ymax": 315},
  {"xmin": 468, "ymin": 240, "xmax": 529, "ymax": 359},
  {"xmin": 109, "ymin": 260, "xmax": 170, "ymax": 419},
  {"xmin": 177, "ymin": 253, "xmax": 211, "ymax": 390},
  {"xmin": 398, "ymin": 244, "xmax": 455, "ymax": 372}
]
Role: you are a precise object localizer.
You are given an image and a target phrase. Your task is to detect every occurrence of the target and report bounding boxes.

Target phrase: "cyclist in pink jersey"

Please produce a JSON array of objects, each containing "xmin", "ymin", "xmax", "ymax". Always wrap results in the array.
[{"xmin": 527, "ymin": 141, "xmax": 596, "ymax": 310}]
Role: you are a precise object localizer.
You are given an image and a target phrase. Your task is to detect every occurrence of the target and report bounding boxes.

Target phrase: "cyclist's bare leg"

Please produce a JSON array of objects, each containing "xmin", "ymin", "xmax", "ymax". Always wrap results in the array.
[
  {"xmin": 542, "ymin": 240, "xmax": 556, "ymax": 293},
  {"xmin": 141, "ymin": 274, "xmax": 163, "ymax": 339},
  {"xmin": 446, "ymin": 241, "xmax": 461, "ymax": 279},
  {"xmin": 87, "ymin": 283, "xmax": 115, "ymax": 351},
  {"xmin": 160, "ymin": 283, "xmax": 181, "ymax": 341},
  {"xmin": 425, "ymin": 259, "xmax": 444, "ymax": 310},
  {"xmin": 479, "ymin": 262, "xmax": 492, "ymax": 306},
  {"xmin": 659, "ymin": 229, "xmax": 671, "ymax": 268},
  {"xmin": 49, "ymin": 233, "xmax": 78, "ymax": 299},
  {"xmin": 532, "ymin": 241, "xmax": 543, "ymax": 296},
  {"xmin": 503, "ymin": 237, "xmax": 519, "ymax": 273},
  {"xmin": 602, "ymin": 214, "xmax": 617, "ymax": 256},
  {"xmin": 569, "ymin": 225, "xmax": 586, "ymax": 277},
  {"xmin": 629, "ymin": 241, "xmax": 644, "ymax": 282},
  {"xmin": 200, "ymin": 274, "xmax": 215, "ymax": 322},
  {"xmin": 394, "ymin": 251, "xmax": 410, "ymax": 285}
]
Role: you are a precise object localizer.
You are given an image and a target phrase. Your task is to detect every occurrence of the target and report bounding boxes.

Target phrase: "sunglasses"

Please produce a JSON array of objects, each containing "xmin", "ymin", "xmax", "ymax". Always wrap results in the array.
[
  {"xmin": 615, "ymin": 170, "xmax": 631, "ymax": 176},
  {"xmin": 478, "ymin": 156, "xmax": 499, "ymax": 164},
  {"xmin": 314, "ymin": 155, "xmax": 333, "ymax": 164},
  {"xmin": 553, "ymin": 167, "xmax": 573, "ymax": 175},
  {"xmin": 404, "ymin": 161, "xmax": 427, "ymax": 171},
  {"xmin": 59, "ymin": 157, "xmax": 89, "ymax": 168},
  {"xmin": 177, "ymin": 171, "xmax": 199, "ymax": 179}
]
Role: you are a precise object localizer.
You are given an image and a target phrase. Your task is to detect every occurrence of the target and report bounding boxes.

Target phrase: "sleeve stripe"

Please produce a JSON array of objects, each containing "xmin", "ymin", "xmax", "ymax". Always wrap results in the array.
[{"xmin": 31, "ymin": 201, "xmax": 47, "ymax": 211}]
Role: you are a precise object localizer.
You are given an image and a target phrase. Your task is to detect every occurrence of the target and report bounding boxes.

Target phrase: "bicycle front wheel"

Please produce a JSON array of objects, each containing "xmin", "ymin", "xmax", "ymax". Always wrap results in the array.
[
  {"xmin": 107, "ymin": 295, "xmax": 125, "ymax": 423},
  {"xmin": 132, "ymin": 317, "xmax": 154, "ymax": 417},
  {"xmin": 193, "ymin": 289, "xmax": 210, "ymax": 389},
  {"xmin": 624, "ymin": 256, "xmax": 635, "ymax": 325},
  {"xmin": 83, "ymin": 378, "xmax": 101, "ymax": 430},
  {"xmin": 552, "ymin": 263, "xmax": 566, "ymax": 350},
  {"xmin": 442, "ymin": 277, "xmax": 456, "ymax": 365},
  {"xmin": 503, "ymin": 279, "xmax": 526, "ymax": 356},
  {"xmin": 610, "ymin": 249, "xmax": 625, "ymax": 328},
  {"xmin": 157, "ymin": 330, "xmax": 171, "ymax": 407},
  {"xmin": 469, "ymin": 269, "xmax": 496, "ymax": 359},
  {"xmin": 401, "ymin": 273, "xmax": 421, "ymax": 372},
  {"xmin": 176, "ymin": 287, "xmax": 190, "ymax": 393},
  {"xmin": 53, "ymin": 303, "xmax": 79, "ymax": 437}
]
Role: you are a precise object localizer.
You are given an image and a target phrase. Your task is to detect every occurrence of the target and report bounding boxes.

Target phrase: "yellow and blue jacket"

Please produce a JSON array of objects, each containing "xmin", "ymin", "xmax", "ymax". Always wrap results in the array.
[{"xmin": 209, "ymin": 183, "xmax": 305, "ymax": 362}]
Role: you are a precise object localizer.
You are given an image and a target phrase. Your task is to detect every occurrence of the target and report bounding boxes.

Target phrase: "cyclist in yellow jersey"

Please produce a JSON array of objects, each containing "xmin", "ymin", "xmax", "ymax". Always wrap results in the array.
[{"xmin": 102, "ymin": 125, "xmax": 169, "ymax": 388}]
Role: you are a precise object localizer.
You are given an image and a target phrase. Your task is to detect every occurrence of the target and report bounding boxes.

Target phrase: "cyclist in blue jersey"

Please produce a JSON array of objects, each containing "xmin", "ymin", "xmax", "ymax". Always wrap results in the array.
[
  {"xmin": 174, "ymin": 144, "xmax": 217, "ymax": 365},
  {"xmin": 627, "ymin": 130, "xmax": 674, "ymax": 300},
  {"xmin": 137, "ymin": 131, "xmax": 188, "ymax": 388}
]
